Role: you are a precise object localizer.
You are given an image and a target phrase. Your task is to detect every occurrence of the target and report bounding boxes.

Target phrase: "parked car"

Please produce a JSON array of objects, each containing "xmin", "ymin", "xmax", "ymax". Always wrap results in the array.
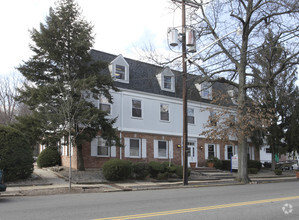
[{"xmin": 0, "ymin": 169, "xmax": 6, "ymax": 192}]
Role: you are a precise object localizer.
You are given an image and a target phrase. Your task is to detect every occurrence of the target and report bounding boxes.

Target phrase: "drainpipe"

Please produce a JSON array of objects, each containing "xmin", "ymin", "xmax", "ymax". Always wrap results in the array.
[{"xmin": 120, "ymin": 91, "xmax": 124, "ymax": 160}]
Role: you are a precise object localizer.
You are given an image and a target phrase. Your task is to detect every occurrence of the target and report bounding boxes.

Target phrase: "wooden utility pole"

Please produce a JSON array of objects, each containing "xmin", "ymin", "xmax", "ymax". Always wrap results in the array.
[{"xmin": 181, "ymin": 0, "xmax": 188, "ymax": 186}]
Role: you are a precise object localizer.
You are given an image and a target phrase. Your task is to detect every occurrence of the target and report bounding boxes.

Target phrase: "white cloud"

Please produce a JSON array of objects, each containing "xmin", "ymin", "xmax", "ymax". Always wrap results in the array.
[{"xmin": 0, "ymin": 0, "xmax": 175, "ymax": 76}]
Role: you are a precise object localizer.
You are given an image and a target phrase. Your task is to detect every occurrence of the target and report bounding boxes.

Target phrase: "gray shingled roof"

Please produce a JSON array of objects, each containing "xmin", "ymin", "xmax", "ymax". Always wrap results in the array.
[{"xmin": 90, "ymin": 49, "xmax": 235, "ymax": 106}]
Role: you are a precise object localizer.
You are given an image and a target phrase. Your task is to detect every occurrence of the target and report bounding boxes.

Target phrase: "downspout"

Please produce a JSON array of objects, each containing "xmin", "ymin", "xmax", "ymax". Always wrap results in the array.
[{"xmin": 120, "ymin": 91, "xmax": 124, "ymax": 160}]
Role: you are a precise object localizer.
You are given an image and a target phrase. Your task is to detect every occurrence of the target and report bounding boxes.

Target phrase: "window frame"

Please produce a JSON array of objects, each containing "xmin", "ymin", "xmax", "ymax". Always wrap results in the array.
[
  {"xmin": 129, "ymin": 138, "xmax": 141, "ymax": 158},
  {"xmin": 208, "ymin": 144, "xmax": 215, "ymax": 159},
  {"xmin": 97, "ymin": 137, "xmax": 110, "ymax": 157},
  {"xmin": 115, "ymin": 64, "xmax": 125, "ymax": 80},
  {"xmin": 132, "ymin": 99, "xmax": 142, "ymax": 118},
  {"xmin": 163, "ymin": 75, "xmax": 172, "ymax": 90},
  {"xmin": 157, "ymin": 140, "xmax": 168, "ymax": 159},
  {"xmin": 187, "ymin": 108, "xmax": 195, "ymax": 124},
  {"xmin": 226, "ymin": 145, "xmax": 234, "ymax": 160},
  {"xmin": 160, "ymin": 103, "xmax": 169, "ymax": 122},
  {"xmin": 99, "ymin": 96, "xmax": 112, "ymax": 115}
]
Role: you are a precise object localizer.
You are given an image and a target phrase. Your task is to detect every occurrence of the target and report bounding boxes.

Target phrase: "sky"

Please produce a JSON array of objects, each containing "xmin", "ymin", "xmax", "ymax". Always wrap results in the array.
[{"xmin": 0, "ymin": 0, "xmax": 179, "ymax": 77}]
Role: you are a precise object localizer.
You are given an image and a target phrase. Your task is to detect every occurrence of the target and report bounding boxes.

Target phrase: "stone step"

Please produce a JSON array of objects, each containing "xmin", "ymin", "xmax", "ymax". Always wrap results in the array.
[{"xmin": 201, "ymin": 172, "xmax": 234, "ymax": 179}]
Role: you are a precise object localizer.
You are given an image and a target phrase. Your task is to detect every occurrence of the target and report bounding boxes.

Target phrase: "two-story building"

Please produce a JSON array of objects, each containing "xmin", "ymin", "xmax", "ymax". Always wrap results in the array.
[{"xmin": 59, "ymin": 49, "xmax": 259, "ymax": 169}]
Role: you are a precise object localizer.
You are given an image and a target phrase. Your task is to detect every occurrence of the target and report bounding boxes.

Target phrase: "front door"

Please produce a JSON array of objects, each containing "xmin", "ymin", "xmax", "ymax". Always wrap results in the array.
[{"xmin": 187, "ymin": 141, "xmax": 197, "ymax": 167}]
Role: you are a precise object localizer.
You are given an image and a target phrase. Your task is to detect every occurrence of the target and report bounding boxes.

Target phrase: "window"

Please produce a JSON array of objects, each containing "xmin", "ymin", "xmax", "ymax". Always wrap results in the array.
[
  {"xmin": 132, "ymin": 99, "xmax": 142, "ymax": 118},
  {"xmin": 158, "ymin": 141, "xmax": 167, "ymax": 158},
  {"xmin": 202, "ymin": 82, "xmax": 211, "ymax": 99},
  {"xmin": 115, "ymin": 64, "xmax": 125, "ymax": 80},
  {"xmin": 229, "ymin": 115, "xmax": 236, "ymax": 127},
  {"xmin": 160, "ymin": 104, "xmax": 169, "ymax": 121},
  {"xmin": 109, "ymin": 55, "xmax": 129, "ymax": 83},
  {"xmin": 227, "ymin": 145, "xmax": 233, "ymax": 159},
  {"xmin": 187, "ymin": 108, "xmax": 195, "ymax": 124},
  {"xmin": 156, "ymin": 67, "xmax": 175, "ymax": 92},
  {"xmin": 266, "ymin": 148, "xmax": 271, "ymax": 153},
  {"xmin": 195, "ymin": 82, "xmax": 212, "ymax": 99},
  {"xmin": 97, "ymin": 137, "xmax": 110, "ymax": 157},
  {"xmin": 164, "ymin": 76, "xmax": 172, "ymax": 90},
  {"xmin": 99, "ymin": 96, "xmax": 111, "ymax": 114},
  {"xmin": 210, "ymin": 111, "xmax": 217, "ymax": 126},
  {"xmin": 208, "ymin": 144, "xmax": 215, "ymax": 159},
  {"xmin": 129, "ymin": 139, "xmax": 140, "ymax": 157}
]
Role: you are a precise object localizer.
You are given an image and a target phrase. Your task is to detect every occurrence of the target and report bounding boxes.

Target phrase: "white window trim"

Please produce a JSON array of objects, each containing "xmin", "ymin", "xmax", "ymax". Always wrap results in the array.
[
  {"xmin": 108, "ymin": 55, "xmax": 129, "ymax": 84},
  {"xmin": 156, "ymin": 67, "xmax": 175, "ymax": 92},
  {"xmin": 225, "ymin": 145, "xmax": 235, "ymax": 160},
  {"xmin": 99, "ymin": 95, "xmax": 112, "ymax": 115},
  {"xmin": 187, "ymin": 108, "xmax": 195, "ymax": 125},
  {"xmin": 154, "ymin": 140, "xmax": 169, "ymax": 159},
  {"xmin": 205, "ymin": 143, "xmax": 220, "ymax": 159},
  {"xmin": 97, "ymin": 137, "xmax": 110, "ymax": 157},
  {"xmin": 160, "ymin": 103, "xmax": 170, "ymax": 122},
  {"xmin": 131, "ymin": 98, "xmax": 143, "ymax": 119},
  {"xmin": 162, "ymin": 75, "xmax": 175, "ymax": 92},
  {"xmin": 195, "ymin": 82, "xmax": 212, "ymax": 100},
  {"xmin": 124, "ymin": 138, "xmax": 141, "ymax": 158},
  {"xmin": 90, "ymin": 136, "xmax": 116, "ymax": 158}
]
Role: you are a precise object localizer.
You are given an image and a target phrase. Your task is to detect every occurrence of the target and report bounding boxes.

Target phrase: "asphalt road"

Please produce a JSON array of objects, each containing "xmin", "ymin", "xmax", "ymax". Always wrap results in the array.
[{"xmin": 1, "ymin": 181, "xmax": 299, "ymax": 220}]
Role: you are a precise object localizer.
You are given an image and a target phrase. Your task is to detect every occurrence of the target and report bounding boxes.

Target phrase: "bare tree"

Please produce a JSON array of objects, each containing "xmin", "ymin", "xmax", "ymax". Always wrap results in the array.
[
  {"xmin": 184, "ymin": 0, "xmax": 299, "ymax": 183},
  {"xmin": 0, "ymin": 74, "xmax": 26, "ymax": 125}
]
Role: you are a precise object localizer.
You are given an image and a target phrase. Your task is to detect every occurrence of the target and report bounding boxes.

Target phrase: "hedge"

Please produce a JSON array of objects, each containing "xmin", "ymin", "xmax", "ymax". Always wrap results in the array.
[
  {"xmin": 0, "ymin": 125, "xmax": 33, "ymax": 181},
  {"xmin": 102, "ymin": 159, "xmax": 132, "ymax": 181}
]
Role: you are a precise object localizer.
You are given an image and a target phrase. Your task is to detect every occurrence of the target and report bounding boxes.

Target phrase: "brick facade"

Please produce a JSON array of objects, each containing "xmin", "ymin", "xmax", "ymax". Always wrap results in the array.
[{"xmin": 60, "ymin": 131, "xmax": 259, "ymax": 170}]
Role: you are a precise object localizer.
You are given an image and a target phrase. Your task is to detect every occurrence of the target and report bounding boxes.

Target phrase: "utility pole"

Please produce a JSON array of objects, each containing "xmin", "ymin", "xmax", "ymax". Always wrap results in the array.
[
  {"xmin": 181, "ymin": 0, "xmax": 188, "ymax": 186},
  {"xmin": 171, "ymin": 0, "xmax": 200, "ymax": 185}
]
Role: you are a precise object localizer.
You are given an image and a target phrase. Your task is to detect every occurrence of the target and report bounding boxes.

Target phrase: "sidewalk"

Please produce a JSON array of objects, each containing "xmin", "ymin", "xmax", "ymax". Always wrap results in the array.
[{"xmin": 1, "ymin": 167, "xmax": 297, "ymax": 197}]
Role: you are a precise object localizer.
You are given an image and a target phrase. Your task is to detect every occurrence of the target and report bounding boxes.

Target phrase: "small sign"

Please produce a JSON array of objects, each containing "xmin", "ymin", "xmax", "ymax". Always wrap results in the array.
[{"xmin": 231, "ymin": 154, "xmax": 238, "ymax": 170}]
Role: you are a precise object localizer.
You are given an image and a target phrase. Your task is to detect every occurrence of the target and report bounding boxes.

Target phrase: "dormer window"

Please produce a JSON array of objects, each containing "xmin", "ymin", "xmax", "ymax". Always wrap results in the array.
[
  {"xmin": 195, "ymin": 82, "xmax": 212, "ymax": 100},
  {"xmin": 164, "ymin": 76, "xmax": 172, "ymax": 90},
  {"xmin": 156, "ymin": 67, "xmax": 175, "ymax": 92},
  {"xmin": 109, "ymin": 54, "xmax": 129, "ymax": 83},
  {"xmin": 115, "ymin": 65, "xmax": 125, "ymax": 80}
]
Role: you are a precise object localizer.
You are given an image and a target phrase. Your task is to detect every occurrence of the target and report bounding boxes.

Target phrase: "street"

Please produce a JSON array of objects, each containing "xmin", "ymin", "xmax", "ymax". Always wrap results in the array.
[{"xmin": 1, "ymin": 181, "xmax": 299, "ymax": 220}]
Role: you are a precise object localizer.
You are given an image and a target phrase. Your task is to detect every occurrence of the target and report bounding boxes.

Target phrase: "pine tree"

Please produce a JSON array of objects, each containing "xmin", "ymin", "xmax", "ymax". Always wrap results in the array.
[
  {"xmin": 250, "ymin": 31, "xmax": 298, "ymax": 169},
  {"xmin": 17, "ymin": 0, "xmax": 119, "ymax": 170}
]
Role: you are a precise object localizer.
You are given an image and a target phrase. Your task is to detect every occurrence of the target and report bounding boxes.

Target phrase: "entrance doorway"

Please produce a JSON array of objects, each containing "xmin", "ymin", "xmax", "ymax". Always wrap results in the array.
[{"xmin": 187, "ymin": 141, "xmax": 197, "ymax": 167}]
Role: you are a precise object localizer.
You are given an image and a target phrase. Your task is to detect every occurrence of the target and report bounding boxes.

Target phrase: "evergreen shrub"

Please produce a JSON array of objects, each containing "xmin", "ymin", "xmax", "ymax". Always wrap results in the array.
[
  {"xmin": 274, "ymin": 169, "xmax": 282, "ymax": 175},
  {"xmin": 248, "ymin": 160, "xmax": 262, "ymax": 170},
  {"xmin": 132, "ymin": 162, "xmax": 150, "ymax": 180},
  {"xmin": 37, "ymin": 147, "xmax": 61, "ymax": 168},
  {"xmin": 148, "ymin": 161, "xmax": 166, "ymax": 178},
  {"xmin": 102, "ymin": 159, "xmax": 132, "ymax": 181},
  {"xmin": 0, "ymin": 125, "xmax": 33, "ymax": 181}
]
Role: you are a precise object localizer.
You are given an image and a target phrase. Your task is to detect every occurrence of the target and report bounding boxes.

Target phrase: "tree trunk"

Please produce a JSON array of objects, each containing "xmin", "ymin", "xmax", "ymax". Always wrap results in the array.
[{"xmin": 77, "ymin": 144, "xmax": 85, "ymax": 171}]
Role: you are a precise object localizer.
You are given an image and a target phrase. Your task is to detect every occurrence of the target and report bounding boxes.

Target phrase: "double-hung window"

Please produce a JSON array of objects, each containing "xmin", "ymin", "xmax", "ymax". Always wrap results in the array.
[
  {"xmin": 208, "ymin": 144, "xmax": 215, "ymax": 159},
  {"xmin": 99, "ymin": 96, "xmax": 111, "ymax": 114},
  {"xmin": 132, "ymin": 99, "xmax": 142, "ymax": 118},
  {"xmin": 115, "ymin": 65, "xmax": 125, "ymax": 80},
  {"xmin": 187, "ymin": 108, "xmax": 195, "ymax": 124},
  {"xmin": 160, "ymin": 104, "xmax": 169, "ymax": 121},
  {"xmin": 163, "ymin": 76, "xmax": 172, "ymax": 90},
  {"xmin": 158, "ymin": 141, "xmax": 167, "ymax": 158},
  {"xmin": 129, "ymin": 139, "xmax": 140, "ymax": 157},
  {"xmin": 227, "ymin": 145, "xmax": 233, "ymax": 160},
  {"xmin": 97, "ymin": 137, "xmax": 110, "ymax": 157}
]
